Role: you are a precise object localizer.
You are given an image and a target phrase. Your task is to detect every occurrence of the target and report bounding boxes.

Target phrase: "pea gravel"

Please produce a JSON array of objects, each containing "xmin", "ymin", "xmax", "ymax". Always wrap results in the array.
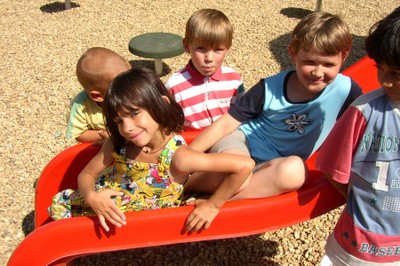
[{"xmin": 1, "ymin": 0, "xmax": 398, "ymax": 265}]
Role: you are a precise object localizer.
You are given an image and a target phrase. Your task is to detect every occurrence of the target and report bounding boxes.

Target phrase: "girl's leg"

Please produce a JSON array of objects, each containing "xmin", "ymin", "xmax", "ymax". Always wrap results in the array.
[{"xmin": 48, "ymin": 189, "xmax": 81, "ymax": 219}]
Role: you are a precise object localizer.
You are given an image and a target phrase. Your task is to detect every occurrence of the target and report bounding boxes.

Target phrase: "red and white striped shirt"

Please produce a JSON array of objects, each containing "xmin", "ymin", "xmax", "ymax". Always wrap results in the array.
[{"xmin": 166, "ymin": 61, "xmax": 245, "ymax": 131}]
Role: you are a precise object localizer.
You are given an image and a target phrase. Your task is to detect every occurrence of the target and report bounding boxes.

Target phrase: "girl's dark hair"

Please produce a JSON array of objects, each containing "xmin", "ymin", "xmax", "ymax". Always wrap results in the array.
[
  {"xmin": 103, "ymin": 67, "xmax": 185, "ymax": 150},
  {"xmin": 365, "ymin": 7, "xmax": 400, "ymax": 68}
]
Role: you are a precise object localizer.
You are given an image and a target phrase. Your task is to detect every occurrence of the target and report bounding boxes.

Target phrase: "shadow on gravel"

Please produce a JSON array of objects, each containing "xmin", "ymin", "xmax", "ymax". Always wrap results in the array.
[
  {"xmin": 75, "ymin": 234, "xmax": 280, "ymax": 265},
  {"xmin": 270, "ymin": 7, "xmax": 367, "ymax": 72},
  {"xmin": 40, "ymin": 2, "xmax": 80, "ymax": 13},
  {"xmin": 20, "ymin": 179, "xmax": 38, "ymax": 236},
  {"xmin": 280, "ymin": 7, "xmax": 313, "ymax": 19},
  {"xmin": 129, "ymin": 59, "xmax": 173, "ymax": 77},
  {"xmin": 22, "ymin": 211, "xmax": 35, "ymax": 236}
]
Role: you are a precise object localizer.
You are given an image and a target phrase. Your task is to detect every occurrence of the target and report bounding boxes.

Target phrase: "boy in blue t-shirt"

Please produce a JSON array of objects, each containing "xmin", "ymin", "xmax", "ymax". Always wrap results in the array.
[{"xmin": 184, "ymin": 12, "xmax": 362, "ymax": 200}]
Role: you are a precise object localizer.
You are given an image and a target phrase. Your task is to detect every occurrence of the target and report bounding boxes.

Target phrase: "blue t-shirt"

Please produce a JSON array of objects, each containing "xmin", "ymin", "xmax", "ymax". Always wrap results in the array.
[{"xmin": 229, "ymin": 71, "xmax": 362, "ymax": 162}]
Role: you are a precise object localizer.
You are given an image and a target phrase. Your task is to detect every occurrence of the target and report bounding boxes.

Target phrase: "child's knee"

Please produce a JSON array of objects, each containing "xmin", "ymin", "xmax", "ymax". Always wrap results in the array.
[{"xmin": 275, "ymin": 156, "xmax": 306, "ymax": 191}]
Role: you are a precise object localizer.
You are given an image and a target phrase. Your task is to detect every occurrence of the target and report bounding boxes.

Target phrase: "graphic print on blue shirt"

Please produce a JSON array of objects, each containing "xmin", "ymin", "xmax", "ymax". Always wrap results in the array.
[
  {"xmin": 350, "ymin": 91, "xmax": 400, "ymax": 237},
  {"xmin": 283, "ymin": 112, "xmax": 313, "ymax": 134}
]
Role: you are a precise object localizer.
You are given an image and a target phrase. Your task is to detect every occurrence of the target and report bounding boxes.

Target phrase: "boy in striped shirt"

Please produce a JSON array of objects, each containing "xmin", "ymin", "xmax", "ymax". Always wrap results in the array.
[{"xmin": 166, "ymin": 9, "xmax": 245, "ymax": 131}]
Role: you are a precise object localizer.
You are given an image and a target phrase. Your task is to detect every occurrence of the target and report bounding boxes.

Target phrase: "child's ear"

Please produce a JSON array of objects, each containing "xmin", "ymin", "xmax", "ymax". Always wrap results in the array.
[
  {"xmin": 89, "ymin": 91, "xmax": 104, "ymax": 103},
  {"xmin": 161, "ymin": 95, "xmax": 171, "ymax": 104},
  {"xmin": 288, "ymin": 45, "xmax": 296, "ymax": 64},
  {"xmin": 182, "ymin": 38, "xmax": 190, "ymax": 53},
  {"xmin": 341, "ymin": 51, "xmax": 350, "ymax": 65}
]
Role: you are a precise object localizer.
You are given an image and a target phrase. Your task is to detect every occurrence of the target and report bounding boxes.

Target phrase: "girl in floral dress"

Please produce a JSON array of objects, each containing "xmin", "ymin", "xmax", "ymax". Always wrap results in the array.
[{"xmin": 49, "ymin": 67, "xmax": 254, "ymax": 232}]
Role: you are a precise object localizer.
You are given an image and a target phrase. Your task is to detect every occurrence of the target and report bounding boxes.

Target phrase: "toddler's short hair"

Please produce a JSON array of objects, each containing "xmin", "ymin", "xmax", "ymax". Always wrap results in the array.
[
  {"xmin": 290, "ymin": 12, "xmax": 352, "ymax": 56},
  {"xmin": 185, "ymin": 8, "xmax": 233, "ymax": 49},
  {"xmin": 76, "ymin": 47, "xmax": 130, "ymax": 93}
]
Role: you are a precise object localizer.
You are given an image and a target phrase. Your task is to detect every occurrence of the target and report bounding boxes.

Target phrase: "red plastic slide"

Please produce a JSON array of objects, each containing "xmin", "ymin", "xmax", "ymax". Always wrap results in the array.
[{"xmin": 8, "ymin": 56, "xmax": 380, "ymax": 266}]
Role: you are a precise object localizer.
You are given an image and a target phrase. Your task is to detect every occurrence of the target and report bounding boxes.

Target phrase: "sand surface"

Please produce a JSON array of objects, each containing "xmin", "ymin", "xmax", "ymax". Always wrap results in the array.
[{"xmin": 1, "ymin": 0, "xmax": 398, "ymax": 265}]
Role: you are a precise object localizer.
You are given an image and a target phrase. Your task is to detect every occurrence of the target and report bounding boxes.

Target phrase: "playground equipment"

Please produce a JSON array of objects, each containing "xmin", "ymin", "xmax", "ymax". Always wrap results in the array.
[{"xmin": 8, "ymin": 56, "xmax": 380, "ymax": 266}]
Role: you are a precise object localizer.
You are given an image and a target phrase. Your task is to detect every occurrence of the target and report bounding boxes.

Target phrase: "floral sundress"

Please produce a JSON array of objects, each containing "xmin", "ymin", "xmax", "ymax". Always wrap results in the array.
[{"xmin": 48, "ymin": 135, "xmax": 186, "ymax": 220}]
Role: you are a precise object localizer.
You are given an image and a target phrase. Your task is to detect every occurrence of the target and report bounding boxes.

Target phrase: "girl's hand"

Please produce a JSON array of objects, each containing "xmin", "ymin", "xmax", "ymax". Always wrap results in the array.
[
  {"xmin": 86, "ymin": 189, "xmax": 127, "ymax": 231},
  {"xmin": 184, "ymin": 199, "xmax": 219, "ymax": 233}
]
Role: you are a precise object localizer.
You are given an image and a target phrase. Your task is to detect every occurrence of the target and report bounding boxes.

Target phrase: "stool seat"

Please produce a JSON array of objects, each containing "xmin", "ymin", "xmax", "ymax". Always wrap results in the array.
[
  {"xmin": 129, "ymin": 32, "xmax": 184, "ymax": 76},
  {"xmin": 129, "ymin": 32, "xmax": 184, "ymax": 59}
]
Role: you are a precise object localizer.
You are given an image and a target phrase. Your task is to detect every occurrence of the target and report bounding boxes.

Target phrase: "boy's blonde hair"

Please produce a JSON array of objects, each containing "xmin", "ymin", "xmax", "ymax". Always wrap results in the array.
[
  {"xmin": 185, "ymin": 8, "xmax": 233, "ymax": 49},
  {"xmin": 289, "ymin": 12, "xmax": 352, "ymax": 56},
  {"xmin": 76, "ymin": 47, "xmax": 130, "ymax": 93}
]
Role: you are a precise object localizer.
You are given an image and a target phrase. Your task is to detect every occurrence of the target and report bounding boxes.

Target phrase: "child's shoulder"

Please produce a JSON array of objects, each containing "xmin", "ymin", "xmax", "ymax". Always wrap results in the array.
[
  {"xmin": 165, "ymin": 65, "xmax": 190, "ymax": 88},
  {"xmin": 333, "ymin": 73, "xmax": 351, "ymax": 83},
  {"xmin": 351, "ymin": 88, "xmax": 385, "ymax": 107},
  {"xmin": 220, "ymin": 65, "xmax": 239, "ymax": 73},
  {"xmin": 172, "ymin": 133, "xmax": 187, "ymax": 146},
  {"xmin": 69, "ymin": 90, "xmax": 99, "ymax": 112},
  {"xmin": 71, "ymin": 90, "xmax": 91, "ymax": 104}
]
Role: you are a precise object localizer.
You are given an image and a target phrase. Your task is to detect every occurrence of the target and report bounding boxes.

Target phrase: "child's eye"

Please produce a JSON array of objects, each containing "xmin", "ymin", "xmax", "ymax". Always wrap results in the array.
[
  {"xmin": 130, "ymin": 110, "xmax": 140, "ymax": 117},
  {"xmin": 325, "ymin": 61, "xmax": 338, "ymax": 67},
  {"xmin": 376, "ymin": 64, "xmax": 400, "ymax": 80},
  {"xmin": 303, "ymin": 61, "xmax": 316, "ymax": 66}
]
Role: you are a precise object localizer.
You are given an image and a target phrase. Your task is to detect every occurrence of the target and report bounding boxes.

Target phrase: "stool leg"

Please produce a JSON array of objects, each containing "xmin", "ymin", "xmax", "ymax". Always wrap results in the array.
[
  {"xmin": 315, "ymin": 0, "xmax": 322, "ymax": 11},
  {"xmin": 154, "ymin": 59, "xmax": 163, "ymax": 76},
  {"xmin": 65, "ymin": 0, "xmax": 71, "ymax": 9}
]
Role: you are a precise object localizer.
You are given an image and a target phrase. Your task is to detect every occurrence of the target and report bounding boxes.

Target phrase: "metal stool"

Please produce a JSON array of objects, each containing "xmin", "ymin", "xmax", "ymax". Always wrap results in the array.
[{"xmin": 128, "ymin": 32, "xmax": 184, "ymax": 76}]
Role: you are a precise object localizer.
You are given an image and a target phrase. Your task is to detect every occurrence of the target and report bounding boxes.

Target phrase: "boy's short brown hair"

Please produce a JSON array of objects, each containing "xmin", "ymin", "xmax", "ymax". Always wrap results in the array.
[
  {"xmin": 184, "ymin": 8, "xmax": 233, "ymax": 49},
  {"xmin": 289, "ymin": 12, "xmax": 352, "ymax": 56}
]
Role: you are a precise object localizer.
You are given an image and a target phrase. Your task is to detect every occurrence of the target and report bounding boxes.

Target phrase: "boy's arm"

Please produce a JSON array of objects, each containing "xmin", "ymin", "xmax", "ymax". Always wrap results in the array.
[
  {"xmin": 189, "ymin": 79, "xmax": 265, "ymax": 152},
  {"xmin": 76, "ymin": 129, "xmax": 109, "ymax": 145},
  {"xmin": 189, "ymin": 113, "xmax": 241, "ymax": 152},
  {"xmin": 325, "ymin": 173, "xmax": 349, "ymax": 199},
  {"xmin": 67, "ymin": 91, "xmax": 106, "ymax": 144},
  {"xmin": 316, "ymin": 105, "xmax": 367, "ymax": 196}
]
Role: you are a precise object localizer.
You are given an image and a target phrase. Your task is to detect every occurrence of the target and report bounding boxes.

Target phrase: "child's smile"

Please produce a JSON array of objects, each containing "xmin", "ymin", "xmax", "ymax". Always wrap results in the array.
[{"xmin": 289, "ymin": 48, "xmax": 345, "ymax": 100}]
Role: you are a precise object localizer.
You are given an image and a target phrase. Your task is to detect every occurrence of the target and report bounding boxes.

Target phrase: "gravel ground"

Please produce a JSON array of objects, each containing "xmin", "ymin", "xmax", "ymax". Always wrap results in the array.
[{"xmin": 1, "ymin": 0, "xmax": 398, "ymax": 265}]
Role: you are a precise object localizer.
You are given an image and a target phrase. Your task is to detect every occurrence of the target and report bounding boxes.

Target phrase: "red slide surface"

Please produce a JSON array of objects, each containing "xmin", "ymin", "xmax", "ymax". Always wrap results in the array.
[{"xmin": 8, "ymin": 56, "xmax": 380, "ymax": 266}]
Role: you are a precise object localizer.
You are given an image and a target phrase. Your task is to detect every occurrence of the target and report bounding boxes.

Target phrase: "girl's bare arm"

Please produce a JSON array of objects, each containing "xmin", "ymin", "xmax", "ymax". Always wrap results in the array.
[
  {"xmin": 171, "ymin": 146, "xmax": 255, "ymax": 232},
  {"xmin": 77, "ymin": 139, "xmax": 126, "ymax": 231}
]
